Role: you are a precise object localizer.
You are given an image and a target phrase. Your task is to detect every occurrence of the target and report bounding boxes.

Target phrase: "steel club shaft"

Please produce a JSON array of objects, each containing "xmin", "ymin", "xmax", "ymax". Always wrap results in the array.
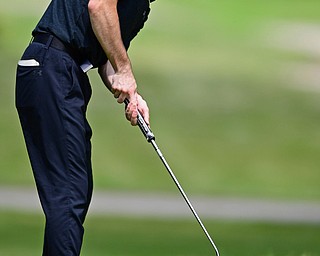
[
  {"xmin": 124, "ymin": 99, "xmax": 220, "ymax": 255},
  {"xmin": 150, "ymin": 139, "xmax": 220, "ymax": 256}
]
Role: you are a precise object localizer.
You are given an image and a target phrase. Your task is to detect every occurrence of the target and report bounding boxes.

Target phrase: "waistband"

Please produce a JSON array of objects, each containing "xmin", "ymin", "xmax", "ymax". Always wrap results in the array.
[{"xmin": 32, "ymin": 33, "xmax": 83, "ymax": 64}]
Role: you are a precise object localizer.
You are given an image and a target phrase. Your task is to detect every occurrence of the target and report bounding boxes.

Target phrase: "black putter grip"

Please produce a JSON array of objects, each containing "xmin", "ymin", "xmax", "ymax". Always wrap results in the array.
[{"xmin": 124, "ymin": 99, "xmax": 155, "ymax": 142}]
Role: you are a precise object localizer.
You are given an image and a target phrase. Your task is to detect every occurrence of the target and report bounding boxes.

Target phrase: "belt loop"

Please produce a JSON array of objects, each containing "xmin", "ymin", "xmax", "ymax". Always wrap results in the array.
[{"xmin": 45, "ymin": 35, "xmax": 54, "ymax": 49}]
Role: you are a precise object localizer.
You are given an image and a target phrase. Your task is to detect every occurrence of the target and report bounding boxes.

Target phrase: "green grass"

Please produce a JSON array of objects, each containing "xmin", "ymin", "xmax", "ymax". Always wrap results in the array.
[
  {"xmin": 2, "ymin": 2, "xmax": 319, "ymax": 255},
  {"xmin": 1, "ymin": 0, "xmax": 320, "ymax": 200},
  {"xmin": 0, "ymin": 211, "xmax": 319, "ymax": 256}
]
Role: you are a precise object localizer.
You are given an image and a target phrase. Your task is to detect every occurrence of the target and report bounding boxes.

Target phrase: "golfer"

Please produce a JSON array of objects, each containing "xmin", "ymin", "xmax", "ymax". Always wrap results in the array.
[{"xmin": 15, "ymin": 0, "xmax": 154, "ymax": 255}]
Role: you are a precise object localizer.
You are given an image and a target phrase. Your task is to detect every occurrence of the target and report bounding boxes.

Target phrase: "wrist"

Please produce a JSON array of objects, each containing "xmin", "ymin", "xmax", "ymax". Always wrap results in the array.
[{"xmin": 114, "ymin": 60, "xmax": 132, "ymax": 74}]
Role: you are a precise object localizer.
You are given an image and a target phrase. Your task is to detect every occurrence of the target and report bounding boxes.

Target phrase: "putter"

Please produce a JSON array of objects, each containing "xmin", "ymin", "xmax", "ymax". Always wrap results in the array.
[{"xmin": 124, "ymin": 99, "xmax": 220, "ymax": 256}]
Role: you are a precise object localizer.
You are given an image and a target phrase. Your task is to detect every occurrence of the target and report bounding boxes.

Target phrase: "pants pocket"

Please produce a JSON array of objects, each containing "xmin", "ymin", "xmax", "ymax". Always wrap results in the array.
[{"xmin": 15, "ymin": 65, "xmax": 44, "ymax": 108}]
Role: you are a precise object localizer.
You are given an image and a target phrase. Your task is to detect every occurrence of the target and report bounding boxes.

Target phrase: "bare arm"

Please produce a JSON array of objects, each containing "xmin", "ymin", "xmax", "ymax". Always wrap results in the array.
[
  {"xmin": 88, "ymin": 0, "xmax": 130, "ymax": 75},
  {"xmin": 88, "ymin": 0, "xmax": 149, "ymax": 125}
]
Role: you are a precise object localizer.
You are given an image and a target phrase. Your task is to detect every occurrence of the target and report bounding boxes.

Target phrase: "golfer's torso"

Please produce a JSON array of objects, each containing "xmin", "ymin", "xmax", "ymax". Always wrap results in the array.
[{"xmin": 33, "ymin": 0, "xmax": 151, "ymax": 68}]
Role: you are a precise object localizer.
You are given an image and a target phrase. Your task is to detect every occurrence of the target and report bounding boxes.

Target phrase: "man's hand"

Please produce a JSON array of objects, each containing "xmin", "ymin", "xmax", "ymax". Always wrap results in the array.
[
  {"xmin": 110, "ymin": 68, "xmax": 137, "ymax": 104},
  {"xmin": 99, "ymin": 61, "xmax": 150, "ymax": 126}
]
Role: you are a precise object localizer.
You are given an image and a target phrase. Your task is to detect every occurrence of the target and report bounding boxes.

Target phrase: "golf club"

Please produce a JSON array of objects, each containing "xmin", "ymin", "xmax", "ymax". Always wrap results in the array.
[{"xmin": 124, "ymin": 99, "xmax": 220, "ymax": 256}]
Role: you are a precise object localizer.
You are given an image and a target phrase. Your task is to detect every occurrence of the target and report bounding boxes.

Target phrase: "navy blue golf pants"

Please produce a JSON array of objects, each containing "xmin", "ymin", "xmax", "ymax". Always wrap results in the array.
[{"xmin": 15, "ymin": 38, "xmax": 93, "ymax": 255}]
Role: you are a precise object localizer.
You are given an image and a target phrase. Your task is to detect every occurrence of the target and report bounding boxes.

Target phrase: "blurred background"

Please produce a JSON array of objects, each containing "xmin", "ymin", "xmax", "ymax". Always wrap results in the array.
[{"xmin": 1, "ymin": 0, "xmax": 320, "ymax": 255}]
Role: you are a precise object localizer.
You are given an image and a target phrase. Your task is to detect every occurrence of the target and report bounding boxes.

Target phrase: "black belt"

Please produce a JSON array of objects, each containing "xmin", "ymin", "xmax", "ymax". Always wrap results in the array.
[{"xmin": 32, "ymin": 33, "xmax": 82, "ymax": 63}]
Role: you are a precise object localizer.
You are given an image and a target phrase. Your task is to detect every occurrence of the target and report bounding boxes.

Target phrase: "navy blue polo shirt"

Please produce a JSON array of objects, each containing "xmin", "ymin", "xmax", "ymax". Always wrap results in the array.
[{"xmin": 33, "ymin": 0, "xmax": 152, "ymax": 67}]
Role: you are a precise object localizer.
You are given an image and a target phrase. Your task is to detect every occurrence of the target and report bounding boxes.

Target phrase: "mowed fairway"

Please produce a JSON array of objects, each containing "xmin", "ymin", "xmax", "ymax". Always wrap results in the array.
[
  {"xmin": 1, "ymin": 0, "xmax": 320, "ymax": 200},
  {"xmin": 0, "ymin": 211, "xmax": 319, "ymax": 256},
  {"xmin": 1, "ymin": 0, "xmax": 320, "ymax": 255}
]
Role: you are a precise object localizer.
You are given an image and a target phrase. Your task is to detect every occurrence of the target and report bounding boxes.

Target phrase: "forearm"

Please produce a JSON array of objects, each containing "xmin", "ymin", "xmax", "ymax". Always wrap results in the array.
[
  {"xmin": 98, "ymin": 61, "xmax": 113, "ymax": 91},
  {"xmin": 88, "ymin": 0, "xmax": 131, "ymax": 73}
]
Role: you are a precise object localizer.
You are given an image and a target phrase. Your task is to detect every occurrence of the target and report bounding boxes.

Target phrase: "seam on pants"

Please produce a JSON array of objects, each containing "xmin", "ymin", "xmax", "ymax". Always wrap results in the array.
[
  {"xmin": 56, "ymin": 53, "xmax": 76, "ymax": 256},
  {"xmin": 59, "ymin": 53, "xmax": 89, "ymax": 256}
]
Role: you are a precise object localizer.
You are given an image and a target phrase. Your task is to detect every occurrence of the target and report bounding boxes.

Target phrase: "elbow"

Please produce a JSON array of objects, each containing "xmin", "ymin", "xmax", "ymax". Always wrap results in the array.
[
  {"xmin": 88, "ymin": 0, "xmax": 116, "ymax": 16},
  {"xmin": 88, "ymin": 0, "xmax": 118, "ymax": 18},
  {"xmin": 88, "ymin": 0, "xmax": 98, "ymax": 15},
  {"xmin": 88, "ymin": 0, "xmax": 102, "ymax": 16}
]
